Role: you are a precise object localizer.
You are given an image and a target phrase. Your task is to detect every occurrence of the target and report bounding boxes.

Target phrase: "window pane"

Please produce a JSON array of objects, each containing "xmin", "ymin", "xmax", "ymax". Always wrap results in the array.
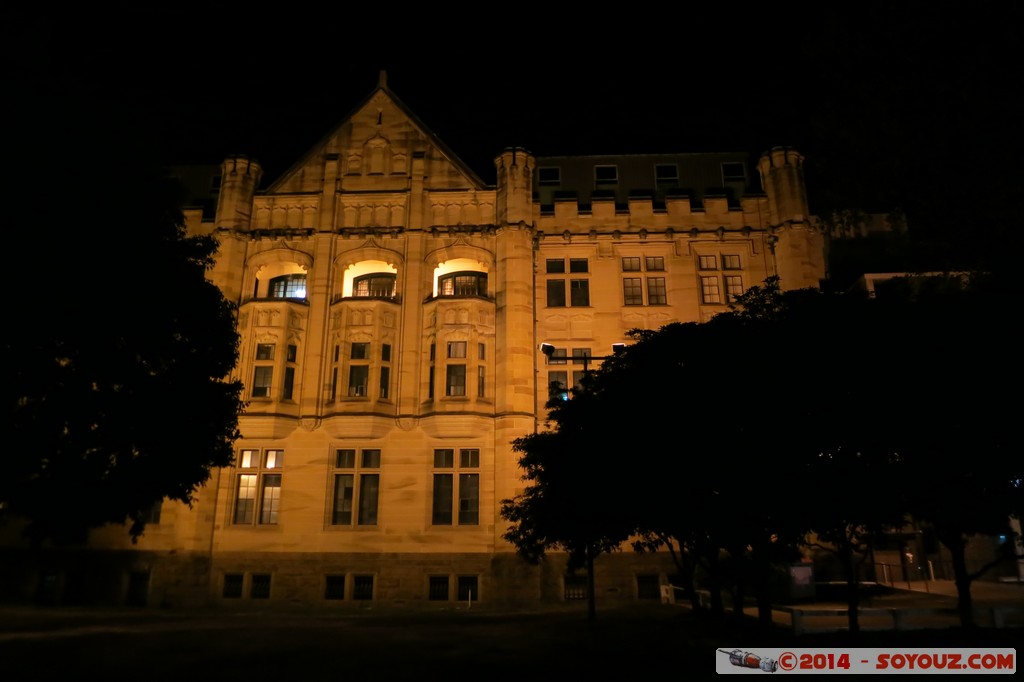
[
  {"xmin": 548, "ymin": 371, "xmax": 568, "ymax": 400},
  {"xmin": 351, "ymin": 342, "xmax": 369, "ymax": 360},
  {"xmin": 621, "ymin": 257, "xmax": 640, "ymax": 272},
  {"xmin": 545, "ymin": 259, "xmax": 565, "ymax": 274},
  {"xmin": 332, "ymin": 474, "xmax": 354, "ymax": 524},
  {"xmin": 432, "ymin": 474, "xmax": 453, "ymax": 525},
  {"xmin": 547, "ymin": 347, "xmax": 567, "ymax": 365},
  {"xmin": 477, "ymin": 366, "xmax": 485, "ymax": 397},
  {"xmin": 434, "ymin": 449, "xmax": 454, "ymax": 468},
  {"xmin": 282, "ymin": 367, "xmax": 295, "ymax": 400},
  {"xmin": 458, "ymin": 474, "xmax": 479, "ymax": 525},
  {"xmin": 264, "ymin": 449, "xmax": 283, "ymax": 468},
  {"xmin": 698, "ymin": 255, "xmax": 717, "ymax": 270},
  {"xmin": 460, "ymin": 449, "xmax": 480, "ymax": 468},
  {"xmin": 538, "ymin": 167, "xmax": 560, "ymax": 185},
  {"xmin": 701, "ymin": 276, "xmax": 721, "ymax": 303},
  {"xmin": 572, "ymin": 348, "xmax": 591, "ymax": 365},
  {"xmin": 348, "ymin": 366, "xmax": 369, "ymax": 396},
  {"xmin": 623, "ymin": 278, "xmax": 643, "ymax": 305},
  {"xmin": 352, "ymin": 575, "xmax": 374, "ymax": 601},
  {"xmin": 645, "ymin": 256, "xmax": 665, "ymax": 271},
  {"xmin": 259, "ymin": 474, "xmax": 281, "ymax": 524},
  {"xmin": 569, "ymin": 258, "xmax": 588, "ymax": 273},
  {"xmin": 570, "ymin": 280, "xmax": 589, "ymax": 306},
  {"xmin": 269, "ymin": 274, "xmax": 306, "ymax": 299},
  {"xmin": 238, "ymin": 449, "xmax": 258, "ymax": 468},
  {"xmin": 546, "ymin": 279, "xmax": 566, "ymax": 307},
  {"xmin": 381, "ymin": 343, "xmax": 391, "ymax": 362},
  {"xmin": 357, "ymin": 474, "xmax": 379, "ymax": 525},
  {"xmin": 447, "ymin": 341, "xmax": 467, "ymax": 358},
  {"xmin": 250, "ymin": 574, "xmax": 271, "ymax": 599},
  {"xmin": 722, "ymin": 254, "xmax": 741, "ymax": 270},
  {"xmin": 647, "ymin": 277, "xmax": 667, "ymax": 305},
  {"xmin": 252, "ymin": 366, "xmax": 273, "ymax": 397},
  {"xmin": 325, "ymin": 575, "xmax": 346, "ymax": 600},
  {"xmin": 256, "ymin": 343, "xmax": 275, "ymax": 360},
  {"xmin": 335, "ymin": 449, "xmax": 355, "ymax": 468},
  {"xmin": 457, "ymin": 576, "xmax": 478, "ymax": 601},
  {"xmin": 725, "ymin": 275, "xmax": 744, "ymax": 300},
  {"xmin": 234, "ymin": 474, "xmax": 257, "ymax": 524},
  {"xmin": 446, "ymin": 365, "xmax": 466, "ymax": 396},
  {"xmin": 379, "ymin": 366, "xmax": 390, "ymax": 399},
  {"xmin": 361, "ymin": 449, "xmax": 381, "ymax": 468},
  {"xmin": 429, "ymin": 576, "xmax": 450, "ymax": 601},
  {"xmin": 286, "ymin": 344, "xmax": 297, "ymax": 362}
]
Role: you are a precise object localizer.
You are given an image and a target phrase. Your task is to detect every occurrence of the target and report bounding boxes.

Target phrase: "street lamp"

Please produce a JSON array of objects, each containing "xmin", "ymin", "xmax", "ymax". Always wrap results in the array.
[{"xmin": 540, "ymin": 343, "xmax": 626, "ymax": 399}]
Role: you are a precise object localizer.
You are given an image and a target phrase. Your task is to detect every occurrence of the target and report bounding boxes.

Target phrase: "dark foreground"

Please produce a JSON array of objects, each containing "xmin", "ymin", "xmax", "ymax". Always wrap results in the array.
[{"xmin": 0, "ymin": 603, "xmax": 1019, "ymax": 680}]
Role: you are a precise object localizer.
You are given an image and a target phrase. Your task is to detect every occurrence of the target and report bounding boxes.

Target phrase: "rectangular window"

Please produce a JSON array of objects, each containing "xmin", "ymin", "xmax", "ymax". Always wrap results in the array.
[
  {"xmin": 569, "ymin": 280, "xmax": 590, "ymax": 306},
  {"xmin": 329, "ymin": 367, "xmax": 338, "ymax": 402},
  {"xmin": 381, "ymin": 344, "xmax": 391, "ymax": 362},
  {"xmin": 429, "ymin": 576, "xmax": 450, "ymax": 601},
  {"xmin": 232, "ymin": 448, "xmax": 284, "ymax": 526},
  {"xmin": 379, "ymin": 366, "xmax": 390, "ymax": 399},
  {"xmin": 647, "ymin": 277, "xmax": 667, "ymax": 305},
  {"xmin": 569, "ymin": 258, "xmax": 588, "ymax": 273},
  {"xmin": 325, "ymin": 575, "xmax": 346, "ymax": 600},
  {"xmin": 252, "ymin": 366, "xmax": 273, "ymax": 398},
  {"xmin": 477, "ymin": 366, "xmax": 485, "ymax": 397},
  {"xmin": 352, "ymin": 575, "xmax": 374, "ymax": 601},
  {"xmin": 572, "ymin": 348, "xmax": 592, "ymax": 365},
  {"xmin": 351, "ymin": 342, "xmax": 369, "ymax": 360},
  {"xmin": 538, "ymin": 167, "xmax": 561, "ymax": 185},
  {"xmin": 722, "ymin": 161, "xmax": 747, "ymax": 183},
  {"xmin": 545, "ymin": 259, "xmax": 565, "ymax": 274},
  {"xmin": 223, "ymin": 573, "xmax": 243, "ymax": 599},
  {"xmin": 256, "ymin": 343, "xmax": 275, "ymax": 360},
  {"xmin": 332, "ymin": 448, "xmax": 380, "ymax": 526},
  {"xmin": 595, "ymin": 165, "xmax": 618, "ymax": 185},
  {"xmin": 655, "ymin": 163, "xmax": 678, "ymax": 183},
  {"xmin": 432, "ymin": 448, "xmax": 479, "ymax": 526},
  {"xmin": 457, "ymin": 575, "xmax": 479, "ymax": 602},
  {"xmin": 286, "ymin": 344, "xmax": 297, "ymax": 362},
  {"xmin": 478, "ymin": 343, "xmax": 485, "ymax": 360},
  {"xmin": 700, "ymin": 276, "xmax": 722, "ymax": 304},
  {"xmin": 621, "ymin": 256, "xmax": 641, "ymax": 272},
  {"xmin": 722, "ymin": 254, "xmax": 741, "ymax": 270},
  {"xmin": 546, "ymin": 280, "xmax": 566, "ymax": 307},
  {"xmin": 447, "ymin": 341, "xmax": 467, "ymax": 358},
  {"xmin": 698, "ymin": 255, "xmax": 717, "ymax": 270},
  {"xmin": 725, "ymin": 275, "xmax": 744, "ymax": 300},
  {"xmin": 446, "ymin": 365, "xmax": 466, "ymax": 396},
  {"xmin": 282, "ymin": 367, "xmax": 295, "ymax": 400},
  {"xmin": 546, "ymin": 347, "xmax": 567, "ymax": 365},
  {"xmin": 548, "ymin": 371, "xmax": 568, "ymax": 400},
  {"xmin": 428, "ymin": 365, "xmax": 435, "ymax": 399},
  {"xmin": 250, "ymin": 574, "xmax": 271, "ymax": 599},
  {"xmin": 645, "ymin": 256, "xmax": 665, "ymax": 271},
  {"xmin": 348, "ymin": 365, "xmax": 369, "ymax": 397},
  {"xmin": 623, "ymin": 277, "xmax": 643, "ymax": 305}
]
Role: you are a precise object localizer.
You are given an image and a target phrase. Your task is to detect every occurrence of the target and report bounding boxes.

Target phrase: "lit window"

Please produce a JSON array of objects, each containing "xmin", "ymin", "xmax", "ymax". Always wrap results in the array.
[
  {"xmin": 700, "ymin": 276, "xmax": 722, "ymax": 304},
  {"xmin": 352, "ymin": 273, "xmax": 396, "ymax": 298},
  {"xmin": 647, "ymin": 277, "xmax": 667, "ymax": 305},
  {"xmin": 348, "ymin": 366, "xmax": 369, "ymax": 397},
  {"xmin": 232, "ymin": 448, "xmax": 284, "ymax": 525},
  {"xmin": 331, "ymin": 448, "xmax": 380, "ymax": 525},
  {"xmin": 725, "ymin": 275, "xmax": 744, "ymax": 301},
  {"xmin": 699, "ymin": 255, "xmax": 717, "ymax": 270},
  {"xmin": 447, "ymin": 341, "xmax": 467, "ymax": 358},
  {"xmin": 621, "ymin": 257, "xmax": 641, "ymax": 272},
  {"xmin": 446, "ymin": 365, "xmax": 466, "ymax": 396},
  {"xmin": 252, "ymin": 366, "xmax": 273, "ymax": 398},
  {"xmin": 623, "ymin": 278, "xmax": 643, "ymax": 306},
  {"xmin": 645, "ymin": 256, "xmax": 665, "ymax": 271},
  {"xmin": 438, "ymin": 271, "xmax": 487, "ymax": 297},
  {"xmin": 268, "ymin": 273, "xmax": 306, "ymax": 299},
  {"xmin": 722, "ymin": 254, "xmax": 741, "ymax": 270},
  {"xmin": 431, "ymin": 448, "xmax": 480, "ymax": 525}
]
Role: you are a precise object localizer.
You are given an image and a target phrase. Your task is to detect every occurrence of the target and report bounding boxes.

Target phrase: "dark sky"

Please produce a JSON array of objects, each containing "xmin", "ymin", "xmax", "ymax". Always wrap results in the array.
[{"xmin": 8, "ymin": 2, "xmax": 1020, "ymax": 212}]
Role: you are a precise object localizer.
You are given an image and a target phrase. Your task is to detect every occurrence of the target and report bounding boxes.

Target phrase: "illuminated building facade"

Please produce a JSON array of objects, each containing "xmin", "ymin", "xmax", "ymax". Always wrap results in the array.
[{"xmin": 4, "ymin": 73, "xmax": 825, "ymax": 608}]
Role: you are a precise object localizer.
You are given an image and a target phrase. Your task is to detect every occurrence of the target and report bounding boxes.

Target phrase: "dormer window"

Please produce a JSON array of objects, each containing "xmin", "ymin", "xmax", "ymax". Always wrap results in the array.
[
  {"xmin": 438, "ymin": 271, "xmax": 488, "ymax": 298},
  {"xmin": 268, "ymin": 274, "xmax": 306, "ymax": 299}
]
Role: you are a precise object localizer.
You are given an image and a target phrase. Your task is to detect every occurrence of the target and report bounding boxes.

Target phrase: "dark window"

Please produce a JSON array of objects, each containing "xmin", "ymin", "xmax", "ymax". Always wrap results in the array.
[
  {"xmin": 352, "ymin": 575, "xmax": 374, "ymax": 600},
  {"xmin": 569, "ymin": 258, "xmax": 588, "ymax": 273},
  {"xmin": 447, "ymin": 341, "xmax": 467, "ymax": 358},
  {"xmin": 655, "ymin": 164, "xmax": 678, "ymax": 183},
  {"xmin": 286, "ymin": 344, "xmax": 297, "ymax": 362},
  {"xmin": 429, "ymin": 576, "xmax": 450, "ymax": 601},
  {"xmin": 379, "ymin": 366, "xmax": 390, "ymax": 399},
  {"xmin": 722, "ymin": 162, "xmax": 746, "ymax": 183},
  {"xmin": 432, "ymin": 449, "xmax": 478, "ymax": 526},
  {"xmin": 546, "ymin": 347, "xmax": 567, "ymax": 365},
  {"xmin": 325, "ymin": 575, "xmax": 346, "ymax": 600},
  {"xmin": 621, "ymin": 257, "xmax": 641, "ymax": 272},
  {"xmin": 546, "ymin": 280, "xmax": 566, "ymax": 307},
  {"xmin": 595, "ymin": 165, "xmax": 618, "ymax": 185},
  {"xmin": 223, "ymin": 574, "xmax": 243, "ymax": 599},
  {"xmin": 637, "ymin": 575, "xmax": 661, "ymax": 600},
  {"xmin": 381, "ymin": 344, "xmax": 391, "ymax": 362},
  {"xmin": 282, "ymin": 367, "xmax": 295, "ymax": 400},
  {"xmin": 252, "ymin": 366, "xmax": 272, "ymax": 398},
  {"xmin": 569, "ymin": 280, "xmax": 590, "ymax": 306},
  {"xmin": 256, "ymin": 343, "xmax": 275, "ymax": 360},
  {"xmin": 538, "ymin": 167, "xmax": 561, "ymax": 185},
  {"xmin": 446, "ymin": 365, "xmax": 466, "ymax": 396},
  {"xmin": 332, "ymin": 449, "xmax": 380, "ymax": 526},
  {"xmin": 348, "ymin": 366, "xmax": 369, "ymax": 397},
  {"xmin": 546, "ymin": 259, "xmax": 565, "ymax": 274},
  {"xmin": 351, "ymin": 342, "xmax": 369, "ymax": 360},
  {"xmin": 250, "ymin": 574, "xmax": 271, "ymax": 599},
  {"xmin": 645, "ymin": 256, "xmax": 665, "ymax": 271},
  {"xmin": 548, "ymin": 371, "xmax": 569, "ymax": 400},
  {"xmin": 457, "ymin": 576, "xmax": 479, "ymax": 602}
]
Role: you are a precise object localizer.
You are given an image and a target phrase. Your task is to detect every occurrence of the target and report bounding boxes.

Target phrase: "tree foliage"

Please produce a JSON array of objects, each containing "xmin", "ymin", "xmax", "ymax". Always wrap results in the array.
[{"xmin": 4, "ymin": 91, "xmax": 244, "ymax": 545}]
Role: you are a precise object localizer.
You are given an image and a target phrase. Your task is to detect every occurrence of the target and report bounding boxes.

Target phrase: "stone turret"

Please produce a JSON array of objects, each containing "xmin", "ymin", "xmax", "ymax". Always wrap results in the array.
[
  {"xmin": 495, "ymin": 147, "xmax": 533, "ymax": 226},
  {"xmin": 757, "ymin": 147, "xmax": 825, "ymax": 290},
  {"xmin": 216, "ymin": 155, "xmax": 263, "ymax": 232}
]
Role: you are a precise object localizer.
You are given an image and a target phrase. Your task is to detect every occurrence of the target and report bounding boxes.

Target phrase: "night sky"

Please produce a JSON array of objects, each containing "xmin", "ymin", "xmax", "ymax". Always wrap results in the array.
[{"xmin": 7, "ymin": 2, "xmax": 1020, "ymax": 215}]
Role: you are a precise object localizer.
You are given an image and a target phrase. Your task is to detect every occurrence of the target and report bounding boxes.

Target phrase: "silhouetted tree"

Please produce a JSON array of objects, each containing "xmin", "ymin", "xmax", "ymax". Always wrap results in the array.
[{"xmin": 4, "ymin": 88, "xmax": 244, "ymax": 545}]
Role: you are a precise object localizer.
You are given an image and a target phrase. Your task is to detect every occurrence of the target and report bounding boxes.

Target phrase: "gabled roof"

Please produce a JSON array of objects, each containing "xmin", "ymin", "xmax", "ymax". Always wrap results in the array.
[{"xmin": 265, "ymin": 71, "xmax": 487, "ymax": 193}]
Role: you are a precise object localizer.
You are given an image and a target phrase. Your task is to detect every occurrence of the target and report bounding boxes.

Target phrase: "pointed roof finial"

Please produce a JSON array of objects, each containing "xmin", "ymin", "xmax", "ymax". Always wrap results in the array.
[{"xmin": 379, "ymin": 70, "xmax": 388, "ymax": 89}]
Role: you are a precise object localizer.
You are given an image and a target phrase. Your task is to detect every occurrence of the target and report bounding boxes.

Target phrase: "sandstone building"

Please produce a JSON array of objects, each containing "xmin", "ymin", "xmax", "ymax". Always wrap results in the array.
[{"xmin": 6, "ymin": 73, "xmax": 825, "ymax": 608}]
